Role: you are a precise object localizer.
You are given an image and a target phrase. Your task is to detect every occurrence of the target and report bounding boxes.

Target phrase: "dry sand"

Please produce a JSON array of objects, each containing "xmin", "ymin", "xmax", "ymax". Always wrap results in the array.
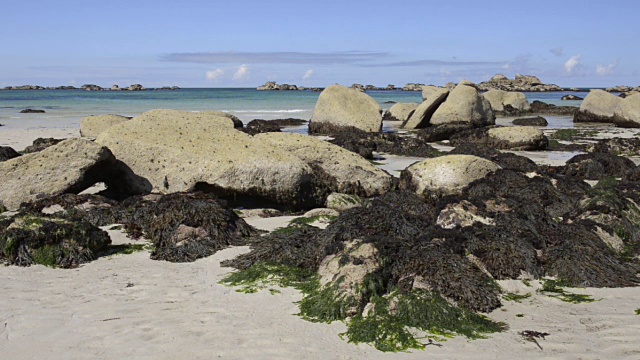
[{"xmin": 2, "ymin": 122, "xmax": 640, "ymax": 359}]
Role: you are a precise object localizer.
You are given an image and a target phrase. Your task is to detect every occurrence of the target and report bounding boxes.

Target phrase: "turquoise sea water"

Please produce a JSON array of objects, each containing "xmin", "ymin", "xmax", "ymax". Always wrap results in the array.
[{"xmin": 0, "ymin": 88, "xmax": 591, "ymax": 131}]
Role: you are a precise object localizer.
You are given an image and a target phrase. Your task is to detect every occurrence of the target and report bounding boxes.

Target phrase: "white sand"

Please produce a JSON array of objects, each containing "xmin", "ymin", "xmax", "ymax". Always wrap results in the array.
[
  {"xmin": 1, "ymin": 229, "xmax": 639, "ymax": 359},
  {"xmin": 0, "ymin": 128, "xmax": 80, "ymax": 152}
]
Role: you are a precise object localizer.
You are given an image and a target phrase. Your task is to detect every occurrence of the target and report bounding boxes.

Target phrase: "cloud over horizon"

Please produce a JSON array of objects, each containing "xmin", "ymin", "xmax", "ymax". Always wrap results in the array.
[
  {"xmin": 302, "ymin": 69, "xmax": 314, "ymax": 80},
  {"xmin": 205, "ymin": 69, "xmax": 224, "ymax": 81},
  {"xmin": 596, "ymin": 60, "xmax": 619, "ymax": 76},
  {"xmin": 161, "ymin": 51, "xmax": 389, "ymax": 65},
  {"xmin": 564, "ymin": 55, "xmax": 582, "ymax": 74},
  {"xmin": 233, "ymin": 65, "xmax": 250, "ymax": 81}
]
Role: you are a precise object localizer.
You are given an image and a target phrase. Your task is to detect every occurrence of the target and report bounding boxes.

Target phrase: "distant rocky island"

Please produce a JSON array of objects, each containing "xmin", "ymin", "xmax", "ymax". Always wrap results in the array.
[{"xmin": 2, "ymin": 84, "xmax": 180, "ymax": 91}]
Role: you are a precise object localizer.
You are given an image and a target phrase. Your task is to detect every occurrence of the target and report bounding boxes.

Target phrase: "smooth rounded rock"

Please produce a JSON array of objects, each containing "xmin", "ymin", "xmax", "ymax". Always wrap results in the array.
[
  {"xmin": 430, "ymin": 84, "xmax": 495, "ymax": 126},
  {"xmin": 483, "ymin": 89, "xmax": 530, "ymax": 112},
  {"xmin": 310, "ymin": 85, "xmax": 383, "ymax": 133},
  {"xmin": 383, "ymin": 103, "xmax": 419, "ymax": 122}
]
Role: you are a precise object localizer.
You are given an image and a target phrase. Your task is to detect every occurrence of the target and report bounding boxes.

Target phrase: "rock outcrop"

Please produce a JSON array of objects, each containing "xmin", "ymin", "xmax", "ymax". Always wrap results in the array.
[
  {"xmin": 96, "ymin": 109, "xmax": 325, "ymax": 209},
  {"xmin": 482, "ymin": 89, "xmax": 530, "ymax": 113},
  {"xmin": 478, "ymin": 74, "xmax": 562, "ymax": 92},
  {"xmin": 256, "ymin": 132, "xmax": 393, "ymax": 197},
  {"xmin": 0, "ymin": 139, "xmax": 118, "ymax": 210},
  {"xmin": 574, "ymin": 90, "xmax": 624, "ymax": 124},
  {"xmin": 257, "ymin": 81, "xmax": 301, "ymax": 91},
  {"xmin": 309, "ymin": 85, "xmax": 383, "ymax": 133},
  {"xmin": 561, "ymin": 94, "xmax": 583, "ymax": 101},
  {"xmin": 430, "ymin": 83, "xmax": 495, "ymax": 127},
  {"xmin": 402, "ymin": 83, "xmax": 425, "ymax": 91},
  {"xmin": 382, "ymin": 103, "xmax": 419, "ymax": 122},
  {"xmin": 614, "ymin": 93, "xmax": 640, "ymax": 127},
  {"xmin": 403, "ymin": 88, "xmax": 449, "ymax": 129},
  {"xmin": 80, "ymin": 114, "xmax": 130, "ymax": 138},
  {"xmin": 400, "ymin": 155, "xmax": 500, "ymax": 197}
]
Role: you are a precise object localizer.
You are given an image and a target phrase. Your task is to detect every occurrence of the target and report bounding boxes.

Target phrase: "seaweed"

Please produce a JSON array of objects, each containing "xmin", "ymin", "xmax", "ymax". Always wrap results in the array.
[
  {"xmin": 502, "ymin": 292, "xmax": 532, "ymax": 302},
  {"xmin": 539, "ymin": 279, "xmax": 599, "ymax": 304},
  {"xmin": 563, "ymin": 153, "xmax": 636, "ymax": 180}
]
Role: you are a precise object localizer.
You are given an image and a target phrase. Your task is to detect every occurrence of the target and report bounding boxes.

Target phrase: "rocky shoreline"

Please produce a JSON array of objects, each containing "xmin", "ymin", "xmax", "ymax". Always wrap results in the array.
[{"xmin": 2, "ymin": 84, "xmax": 180, "ymax": 91}]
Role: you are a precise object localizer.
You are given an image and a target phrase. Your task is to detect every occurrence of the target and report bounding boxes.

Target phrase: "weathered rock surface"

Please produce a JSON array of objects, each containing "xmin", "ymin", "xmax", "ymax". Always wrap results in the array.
[
  {"xmin": 482, "ymin": 89, "xmax": 530, "ymax": 113},
  {"xmin": 450, "ymin": 126, "xmax": 548, "ymax": 151},
  {"xmin": 416, "ymin": 123, "xmax": 472, "ymax": 142},
  {"xmin": 403, "ymin": 88, "xmax": 449, "ymax": 129},
  {"xmin": 430, "ymin": 83, "xmax": 495, "ymax": 127},
  {"xmin": 96, "ymin": 109, "xmax": 324, "ymax": 209},
  {"xmin": 256, "ymin": 132, "xmax": 393, "ymax": 197},
  {"xmin": 529, "ymin": 101, "xmax": 578, "ymax": 116},
  {"xmin": 574, "ymin": 90, "xmax": 623, "ymax": 124},
  {"xmin": 310, "ymin": 85, "xmax": 383, "ymax": 133},
  {"xmin": 22, "ymin": 138, "xmax": 64, "ymax": 153},
  {"xmin": 400, "ymin": 155, "xmax": 500, "ymax": 197},
  {"xmin": 512, "ymin": 116, "xmax": 548, "ymax": 126},
  {"xmin": 80, "ymin": 114, "xmax": 130, "ymax": 138},
  {"xmin": 613, "ymin": 93, "xmax": 640, "ymax": 127},
  {"xmin": 382, "ymin": 103, "xmax": 419, "ymax": 122},
  {"xmin": 0, "ymin": 139, "xmax": 117, "ymax": 210}
]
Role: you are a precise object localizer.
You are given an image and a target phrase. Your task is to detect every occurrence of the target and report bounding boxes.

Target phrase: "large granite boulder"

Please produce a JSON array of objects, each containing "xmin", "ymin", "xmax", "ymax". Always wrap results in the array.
[
  {"xmin": 383, "ymin": 103, "xmax": 419, "ymax": 122},
  {"xmin": 574, "ymin": 90, "xmax": 623, "ymax": 123},
  {"xmin": 430, "ymin": 83, "xmax": 495, "ymax": 127},
  {"xmin": 403, "ymin": 88, "xmax": 449, "ymax": 129},
  {"xmin": 482, "ymin": 89, "xmax": 530, "ymax": 113},
  {"xmin": 0, "ymin": 139, "xmax": 117, "ymax": 210},
  {"xmin": 613, "ymin": 93, "xmax": 640, "ymax": 128},
  {"xmin": 421, "ymin": 85, "xmax": 446, "ymax": 101},
  {"xmin": 399, "ymin": 155, "xmax": 500, "ymax": 197},
  {"xmin": 80, "ymin": 114, "xmax": 130, "ymax": 138},
  {"xmin": 256, "ymin": 132, "xmax": 393, "ymax": 197},
  {"xmin": 450, "ymin": 126, "xmax": 548, "ymax": 151},
  {"xmin": 96, "ymin": 109, "xmax": 324, "ymax": 209},
  {"xmin": 310, "ymin": 85, "xmax": 382, "ymax": 133}
]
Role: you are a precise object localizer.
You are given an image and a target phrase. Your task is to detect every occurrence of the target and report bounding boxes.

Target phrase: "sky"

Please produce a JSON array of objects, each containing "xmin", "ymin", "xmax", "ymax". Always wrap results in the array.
[{"xmin": 1, "ymin": 0, "xmax": 639, "ymax": 88}]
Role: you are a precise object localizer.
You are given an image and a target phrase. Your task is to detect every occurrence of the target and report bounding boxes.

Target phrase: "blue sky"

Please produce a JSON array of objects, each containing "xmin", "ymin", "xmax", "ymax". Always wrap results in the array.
[{"xmin": 1, "ymin": 0, "xmax": 638, "ymax": 88}]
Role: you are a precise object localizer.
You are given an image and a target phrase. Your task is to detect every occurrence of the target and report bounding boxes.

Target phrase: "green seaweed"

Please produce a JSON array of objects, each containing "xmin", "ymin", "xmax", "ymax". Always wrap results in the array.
[
  {"xmin": 635, "ymin": 308, "xmax": 640, "ymax": 315},
  {"xmin": 502, "ymin": 292, "xmax": 532, "ymax": 302},
  {"xmin": 550, "ymin": 129, "xmax": 598, "ymax": 141},
  {"xmin": 30, "ymin": 244, "xmax": 60, "ymax": 267},
  {"xmin": 219, "ymin": 262, "xmax": 315, "ymax": 294},
  {"xmin": 540, "ymin": 279, "xmax": 598, "ymax": 304}
]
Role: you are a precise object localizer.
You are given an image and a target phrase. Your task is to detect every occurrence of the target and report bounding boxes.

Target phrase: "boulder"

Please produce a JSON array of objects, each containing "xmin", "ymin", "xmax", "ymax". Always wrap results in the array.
[
  {"xmin": 450, "ymin": 126, "xmax": 548, "ymax": 151},
  {"xmin": 512, "ymin": 116, "xmax": 548, "ymax": 126},
  {"xmin": 403, "ymin": 88, "xmax": 449, "ymax": 129},
  {"xmin": 0, "ymin": 139, "xmax": 118, "ymax": 210},
  {"xmin": 430, "ymin": 83, "xmax": 495, "ymax": 127},
  {"xmin": 482, "ymin": 89, "xmax": 530, "ymax": 113},
  {"xmin": 400, "ymin": 155, "xmax": 500, "ymax": 197},
  {"xmin": 256, "ymin": 132, "xmax": 393, "ymax": 197},
  {"xmin": 0, "ymin": 146, "xmax": 20, "ymax": 162},
  {"xmin": 382, "ymin": 103, "xmax": 419, "ymax": 122},
  {"xmin": 80, "ymin": 114, "xmax": 130, "ymax": 138},
  {"xmin": 561, "ymin": 94, "xmax": 583, "ymax": 101},
  {"xmin": 96, "ymin": 109, "xmax": 324, "ymax": 210},
  {"xmin": 613, "ymin": 93, "xmax": 640, "ymax": 128},
  {"xmin": 243, "ymin": 120, "xmax": 281, "ymax": 135},
  {"xmin": 574, "ymin": 90, "xmax": 623, "ymax": 123},
  {"xmin": 310, "ymin": 85, "xmax": 383, "ymax": 133},
  {"xmin": 421, "ymin": 85, "xmax": 446, "ymax": 101}
]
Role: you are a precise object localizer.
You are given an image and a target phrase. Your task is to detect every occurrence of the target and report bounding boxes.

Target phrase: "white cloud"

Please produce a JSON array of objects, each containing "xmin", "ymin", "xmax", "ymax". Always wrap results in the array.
[
  {"xmin": 302, "ymin": 69, "xmax": 314, "ymax": 80},
  {"xmin": 232, "ymin": 65, "xmax": 250, "ymax": 81},
  {"xmin": 596, "ymin": 61, "xmax": 618, "ymax": 76},
  {"xmin": 205, "ymin": 69, "xmax": 224, "ymax": 81},
  {"xmin": 550, "ymin": 47, "xmax": 564, "ymax": 57},
  {"xmin": 564, "ymin": 55, "xmax": 581, "ymax": 73},
  {"xmin": 502, "ymin": 63, "xmax": 510, "ymax": 70}
]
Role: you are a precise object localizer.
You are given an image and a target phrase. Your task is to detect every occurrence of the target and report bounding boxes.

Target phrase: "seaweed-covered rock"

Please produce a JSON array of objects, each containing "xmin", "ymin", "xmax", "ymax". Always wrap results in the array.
[
  {"xmin": 512, "ymin": 116, "xmax": 548, "ymax": 126},
  {"xmin": 450, "ymin": 126, "xmax": 548, "ymax": 151},
  {"xmin": 0, "ymin": 216, "xmax": 111, "ymax": 268},
  {"xmin": 482, "ymin": 89, "xmax": 530, "ymax": 113},
  {"xmin": 529, "ymin": 101, "xmax": 578, "ymax": 116},
  {"xmin": 449, "ymin": 143, "xmax": 538, "ymax": 173},
  {"xmin": 591, "ymin": 137, "xmax": 640, "ymax": 156},
  {"xmin": 310, "ymin": 85, "xmax": 382, "ymax": 133},
  {"xmin": 23, "ymin": 137, "xmax": 63, "ymax": 153},
  {"xmin": 80, "ymin": 114, "xmax": 130, "ymax": 138},
  {"xmin": 256, "ymin": 132, "xmax": 393, "ymax": 197},
  {"xmin": 400, "ymin": 155, "xmax": 500, "ymax": 197},
  {"xmin": 243, "ymin": 120, "xmax": 281, "ymax": 135},
  {"xmin": 0, "ymin": 146, "xmax": 20, "ymax": 162},
  {"xmin": 0, "ymin": 139, "xmax": 122, "ymax": 210},
  {"xmin": 97, "ymin": 109, "xmax": 325, "ymax": 210},
  {"xmin": 403, "ymin": 88, "xmax": 449, "ymax": 129},
  {"xmin": 563, "ymin": 153, "xmax": 636, "ymax": 180},
  {"xmin": 382, "ymin": 103, "xmax": 419, "ymax": 122},
  {"xmin": 416, "ymin": 123, "xmax": 473, "ymax": 142},
  {"xmin": 431, "ymin": 83, "xmax": 495, "ymax": 127}
]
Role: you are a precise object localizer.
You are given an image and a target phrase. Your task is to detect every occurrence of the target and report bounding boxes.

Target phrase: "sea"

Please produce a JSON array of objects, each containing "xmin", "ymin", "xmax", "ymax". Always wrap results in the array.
[{"xmin": 0, "ymin": 88, "xmax": 593, "ymax": 132}]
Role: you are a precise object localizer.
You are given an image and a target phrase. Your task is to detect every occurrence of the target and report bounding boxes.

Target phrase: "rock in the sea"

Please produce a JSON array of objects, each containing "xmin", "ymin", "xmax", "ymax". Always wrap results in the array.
[
  {"xmin": 256, "ymin": 132, "xmax": 393, "ymax": 197},
  {"xmin": 574, "ymin": 89, "xmax": 623, "ymax": 124},
  {"xmin": 400, "ymin": 155, "xmax": 500, "ymax": 197},
  {"xmin": 430, "ymin": 83, "xmax": 495, "ymax": 127},
  {"xmin": 80, "ymin": 114, "xmax": 130, "ymax": 138},
  {"xmin": 19, "ymin": 109, "xmax": 45, "ymax": 113},
  {"xmin": 512, "ymin": 116, "xmax": 548, "ymax": 126},
  {"xmin": 403, "ymin": 88, "xmax": 449, "ymax": 129},
  {"xmin": 561, "ymin": 94, "xmax": 583, "ymax": 101},
  {"xmin": 96, "ymin": 109, "xmax": 325, "ymax": 210},
  {"xmin": 0, "ymin": 139, "xmax": 117, "ymax": 210},
  {"xmin": 382, "ymin": 103, "xmax": 419, "ymax": 122},
  {"xmin": 478, "ymin": 74, "xmax": 562, "ymax": 92},
  {"xmin": 450, "ymin": 126, "xmax": 548, "ymax": 151},
  {"xmin": 529, "ymin": 100, "xmax": 578, "ymax": 116},
  {"xmin": 0, "ymin": 146, "xmax": 20, "ymax": 162},
  {"xmin": 243, "ymin": 119, "xmax": 282, "ymax": 135},
  {"xmin": 613, "ymin": 93, "xmax": 640, "ymax": 127},
  {"xmin": 310, "ymin": 85, "xmax": 383, "ymax": 133},
  {"xmin": 482, "ymin": 89, "xmax": 530, "ymax": 113}
]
